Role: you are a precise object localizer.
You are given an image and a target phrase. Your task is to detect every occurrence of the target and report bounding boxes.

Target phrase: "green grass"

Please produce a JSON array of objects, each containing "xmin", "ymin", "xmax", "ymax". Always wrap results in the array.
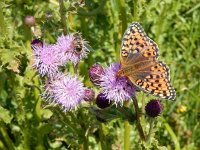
[{"xmin": 0, "ymin": 0, "xmax": 200, "ymax": 149}]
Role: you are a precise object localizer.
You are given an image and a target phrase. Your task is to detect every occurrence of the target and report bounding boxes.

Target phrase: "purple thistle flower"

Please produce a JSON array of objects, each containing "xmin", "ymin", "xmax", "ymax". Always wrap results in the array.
[
  {"xmin": 99, "ymin": 63, "xmax": 137, "ymax": 106},
  {"xmin": 45, "ymin": 73, "xmax": 85, "ymax": 111},
  {"xmin": 55, "ymin": 33, "xmax": 89, "ymax": 65},
  {"xmin": 145, "ymin": 100, "xmax": 163, "ymax": 117},
  {"xmin": 32, "ymin": 44, "xmax": 64, "ymax": 77}
]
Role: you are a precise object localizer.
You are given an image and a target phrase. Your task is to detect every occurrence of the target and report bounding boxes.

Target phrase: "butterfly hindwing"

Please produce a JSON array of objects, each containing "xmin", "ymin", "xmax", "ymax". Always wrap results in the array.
[{"xmin": 128, "ymin": 61, "xmax": 176, "ymax": 100}]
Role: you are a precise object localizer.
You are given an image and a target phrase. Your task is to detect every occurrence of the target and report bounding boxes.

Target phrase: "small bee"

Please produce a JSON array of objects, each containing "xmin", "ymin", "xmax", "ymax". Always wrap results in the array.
[
  {"xmin": 73, "ymin": 33, "xmax": 93, "ymax": 54},
  {"xmin": 73, "ymin": 33, "xmax": 83, "ymax": 54}
]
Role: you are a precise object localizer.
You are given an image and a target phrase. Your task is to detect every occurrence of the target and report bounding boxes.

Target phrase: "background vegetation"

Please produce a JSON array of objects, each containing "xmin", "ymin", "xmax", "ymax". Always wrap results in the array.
[{"xmin": 0, "ymin": 0, "xmax": 199, "ymax": 149}]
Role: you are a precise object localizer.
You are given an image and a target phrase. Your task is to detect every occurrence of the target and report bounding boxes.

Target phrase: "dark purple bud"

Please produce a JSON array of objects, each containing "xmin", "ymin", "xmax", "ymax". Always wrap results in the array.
[
  {"xmin": 145, "ymin": 100, "xmax": 163, "ymax": 117},
  {"xmin": 84, "ymin": 88, "xmax": 95, "ymax": 102},
  {"xmin": 25, "ymin": 15, "xmax": 35, "ymax": 26},
  {"xmin": 89, "ymin": 64, "xmax": 104, "ymax": 85},
  {"xmin": 96, "ymin": 93, "xmax": 111, "ymax": 109},
  {"xmin": 31, "ymin": 38, "xmax": 43, "ymax": 49}
]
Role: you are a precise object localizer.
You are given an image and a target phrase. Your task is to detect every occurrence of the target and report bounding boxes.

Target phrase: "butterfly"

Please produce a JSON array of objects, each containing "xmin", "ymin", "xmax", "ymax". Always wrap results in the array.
[{"xmin": 117, "ymin": 22, "xmax": 176, "ymax": 100}]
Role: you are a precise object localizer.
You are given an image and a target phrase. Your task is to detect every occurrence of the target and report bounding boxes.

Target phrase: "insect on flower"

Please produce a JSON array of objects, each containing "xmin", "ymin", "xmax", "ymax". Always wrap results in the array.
[{"xmin": 73, "ymin": 33, "xmax": 93, "ymax": 54}]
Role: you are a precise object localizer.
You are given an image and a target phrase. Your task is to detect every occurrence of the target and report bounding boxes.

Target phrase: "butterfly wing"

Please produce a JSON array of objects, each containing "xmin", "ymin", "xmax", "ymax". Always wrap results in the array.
[
  {"xmin": 127, "ymin": 61, "xmax": 176, "ymax": 100},
  {"xmin": 120, "ymin": 22, "xmax": 176, "ymax": 100},
  {"xmin": 120, "ymin": 22, "xmax": 159, "ymax": 65}
]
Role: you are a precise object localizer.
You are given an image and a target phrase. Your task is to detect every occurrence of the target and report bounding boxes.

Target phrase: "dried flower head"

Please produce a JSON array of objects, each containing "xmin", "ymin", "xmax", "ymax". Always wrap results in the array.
[
  {"xmin": 99, "ymin": 63, "xmax": 137, "ymax": 106},
  {"xmin": 145, "ymin": 100, "xmax": 163, "ymax": 117}
]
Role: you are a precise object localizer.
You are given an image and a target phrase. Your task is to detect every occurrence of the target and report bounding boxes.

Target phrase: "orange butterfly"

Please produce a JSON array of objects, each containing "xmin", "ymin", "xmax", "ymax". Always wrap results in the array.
[{"xmin": 117, "ymin": 22, "xmax": 176, "ymax": 100}]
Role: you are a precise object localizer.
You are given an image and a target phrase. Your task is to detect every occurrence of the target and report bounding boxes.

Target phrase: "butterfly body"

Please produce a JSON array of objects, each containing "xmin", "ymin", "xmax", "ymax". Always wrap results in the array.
[{"xmin": 118, "ymin": 22, "xmax": 176, "ymax": 100}]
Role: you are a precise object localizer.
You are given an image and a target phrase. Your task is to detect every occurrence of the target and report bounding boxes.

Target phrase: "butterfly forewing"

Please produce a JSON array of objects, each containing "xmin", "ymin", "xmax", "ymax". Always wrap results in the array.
[
  {"xmin": 119, "ymin": 22, "xmax": 176, "ymax": 100},
  {"xmin": 120, "ymin": 22, "xmax": 159, "ymax": 64}
]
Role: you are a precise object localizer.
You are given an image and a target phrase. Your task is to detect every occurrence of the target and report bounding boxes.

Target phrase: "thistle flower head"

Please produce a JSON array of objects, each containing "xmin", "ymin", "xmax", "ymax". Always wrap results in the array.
[
  {"xmin": 99, "ymin": 63, "xmax": 137, "ymax": 106},
  {"xmin": 32, "ymin": 44, "xmax": 64, "ymax": 77},
  {"xmin": 55, "ymin": 33, "xmax": 90, "ymax": 65},
  {"xmin": 45, "ymin": 73, "xmax": 85, "ymax": 111},
  {"xmin": 145, "ymin": 100, "xmax": 163, "ymax": 117}
]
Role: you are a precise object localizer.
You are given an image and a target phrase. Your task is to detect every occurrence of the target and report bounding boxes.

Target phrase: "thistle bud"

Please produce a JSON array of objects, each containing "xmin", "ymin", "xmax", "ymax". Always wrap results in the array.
[
  {"xmin": 31, "ymin": 38, "xmax": 43, "ymax": 49},
  {"xmin": 84, "ymin": 88, "xmax": 95, "ymax": 102},
  {"xmin": 25, "ymin": 15, "xmax": 35, "ymax": 26},
  {"xmin": 145, "ymin": 100, "xmax": 163, "ymax": 117},
  {"xmin": 96, "ymin": 93, "xmax": 111, "ymax": 109},
  {"xmin": 89, "ymin": 64, "xmax": 104, "ymax": 85}
]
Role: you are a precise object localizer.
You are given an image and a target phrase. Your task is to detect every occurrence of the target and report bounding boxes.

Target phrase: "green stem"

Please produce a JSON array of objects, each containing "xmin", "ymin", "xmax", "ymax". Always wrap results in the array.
[
  {"xmin": 0, "ymin": 140, "xmax": 6, "ymax": 150},
  {"xmin": 59, "ymin": 0, "xmax": 68, "ymax": 35},
  {"xmin": 124, "ymin": 101, "xmax": 131, "ymax": 150},
  {"xmin": 118, "ymin": 0, "xmax": 127, "ymax": 33},
  {"xmin": 146, "ymin": 118, "xmax": 155, "ymax": 142},
  {"xmin": 83, "ymin": 136, "xmax": 89, "ymax": 150},
  {"xmin": 133, "ymin": 0, "xmax": 138, "ymax": 21},
  {"xmin": 73, "ymin": 63, "xmax": 79, "ymax": 75},
  {"xmin": 141, "ymin": 93, "xmax": 145, "ymax": 124},
  {"xmin": 0, "ymin": 3, "xmax": 6, "ymax": 36},
  {"xmin": 132, "ymin": 96, "xmax": 146, "ymax": 141},
  {"xmin": 124, "ymin": 120, "xmax": 131, "ymax": 150},
  {"xmin": 99, "ymin": 123, "xmax": 107, "ymax": 150}
]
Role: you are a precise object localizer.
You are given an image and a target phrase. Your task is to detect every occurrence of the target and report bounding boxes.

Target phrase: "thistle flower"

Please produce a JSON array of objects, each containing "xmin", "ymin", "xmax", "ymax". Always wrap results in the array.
[
  {"xmin": 84, "ymin": 88, "xmax": 95, "ymax": 102},
  {"xmin": 46, "ymin": 73, "xmax": 85, "ymax": 111},
  {"xmin": 32, "ymin": 44, "xmax": 64, "ymax": 77},
  {"xmin": 89, "ymin": 63, "xmax": 104, "ymax": 85},
  {"xmin": 145, "ymin": 100, "xmax": 163, "ymax": 117},
  {"xmin": 55, "ymin": 33, "xmax": 89, "ymax": 65},
  {"xmin": 99, "ymin": 63, "xmax": 137, "ymax": 106},
  {"xmin": 25, "ymin": 15, "xmax": 35, "ymax": 26},
  {"xmin": 96, "ymin": 93, "xmax": 111, "ymax": 109}
]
